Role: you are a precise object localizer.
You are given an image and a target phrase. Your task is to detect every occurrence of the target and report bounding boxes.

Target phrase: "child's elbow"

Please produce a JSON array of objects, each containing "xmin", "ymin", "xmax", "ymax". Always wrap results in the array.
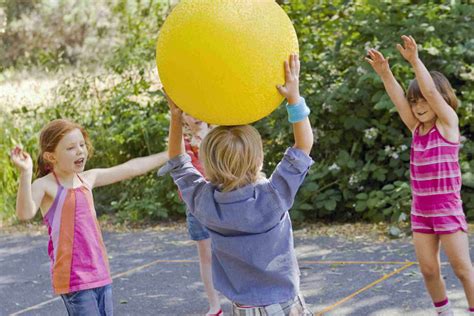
[
  {"xmin": 294, "ymin": 143, "xmax": 313, "ymax": 156},
  {"xmin": 17, "ymin": 214, "xmax": 30, "ymax": 221},
  {"xmin": 303, "ymin": 137, "xmax": 315, "ymax": 155},
  {"xmin": 16, "ymin": 210, "xmax": 34, "ymax": 221}
]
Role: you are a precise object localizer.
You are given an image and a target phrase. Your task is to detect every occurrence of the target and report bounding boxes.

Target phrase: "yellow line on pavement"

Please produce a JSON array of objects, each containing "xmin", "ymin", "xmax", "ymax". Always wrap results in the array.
[
  {"xmin": 11, "ymin": 259, "xmax": 417, "ymax": 315},
  {"xmin": 11, "ymin": 259, "xmax": 199, "ymax": 315},
  {"xmin": 10, "ymin": 298, "xmax": 60, "ymax": 316},
  {"xmin": 314, "ymin": 262, "xmax": 416, "ymax": 316}
]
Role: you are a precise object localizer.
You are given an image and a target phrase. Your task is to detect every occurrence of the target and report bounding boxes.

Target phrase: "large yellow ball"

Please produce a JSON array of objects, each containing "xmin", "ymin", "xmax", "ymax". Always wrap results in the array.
[{"xmin": 156, "ymin": 0, "xmax": 299, "ymax": 125}]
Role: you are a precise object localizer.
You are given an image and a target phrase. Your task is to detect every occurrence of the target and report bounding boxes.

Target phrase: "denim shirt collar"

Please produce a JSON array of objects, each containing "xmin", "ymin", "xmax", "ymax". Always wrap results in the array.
[{"xmin": 214, "ymin": 183, "xmax": 256, "ymax": 204}]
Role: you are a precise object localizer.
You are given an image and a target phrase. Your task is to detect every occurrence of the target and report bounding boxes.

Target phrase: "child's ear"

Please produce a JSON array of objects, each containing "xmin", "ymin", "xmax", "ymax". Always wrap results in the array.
[{"xmin": 43, "ymin": 152, "xmax": 55, "ymax": 164}]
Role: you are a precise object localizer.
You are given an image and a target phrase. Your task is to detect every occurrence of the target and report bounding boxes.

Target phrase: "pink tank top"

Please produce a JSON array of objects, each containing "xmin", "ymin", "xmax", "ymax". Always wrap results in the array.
[
  {"xmin": 410, "ymin": 124, "xmax": 463, "ymax": 217},
  {"xmin": 43, "ymin": 172, "xmax": 112, "ymax": 295}
]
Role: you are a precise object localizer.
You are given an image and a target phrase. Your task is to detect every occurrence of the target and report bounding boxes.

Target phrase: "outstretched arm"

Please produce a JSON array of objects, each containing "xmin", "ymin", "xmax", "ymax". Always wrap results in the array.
[
  {"xmin": 10, "ymin": 146, "xmax": 44, "ymax": 220},
  {"xmin": 85, "ymin": 93, "xmax": 191, "ymax": 188},
  {"xmin": 366, "ymin": 48, "xmax": 418, "ymax": 131},
  {"xmin": 85, "ymin": 151, "xmax": 169, "ymax": 188},
  {"xmin": 277, "ymin": 53, "xmax": 313, "ymax": 155},
  {"xmin": 397, "ymin": 35, "xmax": 458, "ymax": 127}
]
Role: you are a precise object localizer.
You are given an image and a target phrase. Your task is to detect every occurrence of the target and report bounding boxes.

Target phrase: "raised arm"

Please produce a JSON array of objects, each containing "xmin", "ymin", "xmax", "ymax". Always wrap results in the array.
[
  {"xmin": 277, "ymin": 53, "xmax": 313, "ymax": 155},
  {"xmin": 85, "ymin": 151, "xmax": 169, "ymax": 188},
  {"xmin": 397, "ymin": 35, "xmax": 458, "ymax": 127},
  {"xmin": 165, "ymin": 93, "xmax": 186, "ymax": 159},
  {"xmin": 366, "ymin": 48, "xmax": 418, "ymax": 131},
  {"xmin": 156, "ymin": 93, "xmax": 207, "ymax": 219},
  {"xmin": 10, "ymin": 146, "xmax": 44, "ymax": 220}
]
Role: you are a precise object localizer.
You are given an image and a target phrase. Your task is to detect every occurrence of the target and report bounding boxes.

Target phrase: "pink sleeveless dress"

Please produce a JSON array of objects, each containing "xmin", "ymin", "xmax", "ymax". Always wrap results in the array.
[
  {"xmin": 43, "ymin": 172, "xmax": 112, "ymax": 294},
  {"xmin": 410, "ymin": 124, "xmax": 467, "ymax": 234}
]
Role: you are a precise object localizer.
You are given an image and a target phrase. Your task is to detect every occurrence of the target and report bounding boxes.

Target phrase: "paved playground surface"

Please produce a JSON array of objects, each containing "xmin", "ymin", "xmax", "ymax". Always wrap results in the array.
[{"xmin": 1, "ymin": 224, "xmax": 472, "ymax": 315}]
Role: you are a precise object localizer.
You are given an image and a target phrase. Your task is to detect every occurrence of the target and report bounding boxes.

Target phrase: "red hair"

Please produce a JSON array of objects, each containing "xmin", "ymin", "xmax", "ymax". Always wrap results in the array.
[{"xmin": 37, "ymin": 119, "xmax": 93, "ymax": 177}]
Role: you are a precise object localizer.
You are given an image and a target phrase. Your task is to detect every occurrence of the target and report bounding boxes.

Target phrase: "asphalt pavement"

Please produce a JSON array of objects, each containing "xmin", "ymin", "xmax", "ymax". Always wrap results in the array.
[{"xmin": 1, "ymin": 225, "xmax": 472, "ymax": 315}]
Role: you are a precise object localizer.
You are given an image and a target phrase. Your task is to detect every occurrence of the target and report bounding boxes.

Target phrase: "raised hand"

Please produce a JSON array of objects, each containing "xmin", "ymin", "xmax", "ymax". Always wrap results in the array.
[
  {"xmin": 365, "ymin": 49, "xmax": 391, "ymax": 77},
  {"xmin": 277, "ymin": 53, "xmax": 300, "ymax": 104},
  {"xmin": 396, "ymin": 35, "xmax": 419, "ymax": 64},
  {"xmin": 163, "ymin": 89, "xmax": 182, "ymax": 117},
  {"xmin": 10, "ymin": 146, "xmax": 33, "ymax": 173}
]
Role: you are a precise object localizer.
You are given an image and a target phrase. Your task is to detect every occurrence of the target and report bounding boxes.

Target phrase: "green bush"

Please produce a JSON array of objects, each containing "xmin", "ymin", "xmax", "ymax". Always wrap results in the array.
[
  {"xmin": 274, "ymin": 1, "xmax": 474, "ymax": 222},
  {"xmin": 0, "ymin": 0, "xmax": 168, "ymax": 71},
  {"xmin": 1, "ymin": 67, "xmax": 185, "ymax": 223},
  {"xmin": 1, "ymin": 1, "xmax": 473, "ymax": 225},
  {"xmin": 106, "ymin": 0, "xmax": 167, "ymax": 74},
  {"xmin": 1, "ymin": 106, "xmax": 45, "ymax": 224}
]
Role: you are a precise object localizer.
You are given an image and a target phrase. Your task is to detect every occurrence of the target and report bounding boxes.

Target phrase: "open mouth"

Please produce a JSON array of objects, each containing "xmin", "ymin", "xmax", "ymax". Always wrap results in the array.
[
  {"xmin": 417, "ymin": 111, "xmax": 427, "ymax": 116},
  {"xmin": 74, "ymin": 158, "xmax": 85, "ymax": 166}
]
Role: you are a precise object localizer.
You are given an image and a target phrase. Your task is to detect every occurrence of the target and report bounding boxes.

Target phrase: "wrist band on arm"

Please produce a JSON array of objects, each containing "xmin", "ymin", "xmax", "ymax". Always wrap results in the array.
[{"xmin": 286, "ymin": 97, "xmax": 310, "ymax": 123}]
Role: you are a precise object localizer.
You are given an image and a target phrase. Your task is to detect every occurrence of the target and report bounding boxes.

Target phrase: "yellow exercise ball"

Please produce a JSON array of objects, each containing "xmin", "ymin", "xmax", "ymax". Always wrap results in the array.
[{"xmin": 156, "ymin": 0, "xmax": 299, "ymax": 125}]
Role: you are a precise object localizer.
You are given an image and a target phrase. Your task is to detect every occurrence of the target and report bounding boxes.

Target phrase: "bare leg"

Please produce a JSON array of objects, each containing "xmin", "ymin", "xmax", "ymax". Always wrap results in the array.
[
  {"xmin": 441, "ymin": 231, "xmax": 474, "ymax": 308},
  {"xmin": 413, "ymin": 232, "xmax": 447, "ymax": 303},
  {"xmin": 196, "ymin": 238, "xmax": 221, "ymax": 314}
]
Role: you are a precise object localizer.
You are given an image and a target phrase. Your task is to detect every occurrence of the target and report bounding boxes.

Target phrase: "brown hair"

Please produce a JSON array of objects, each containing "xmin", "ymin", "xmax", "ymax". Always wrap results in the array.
[
  {"xmin": 200, "ymin": 125, "xmax": 264, "ymax": 192},
  {"xmin": 407, "ymin": 71, "xmax": 458, "ymax": 110},
  {"xmin": 37, "ymin": 119, "xmax": 92, "ymax": 177}
]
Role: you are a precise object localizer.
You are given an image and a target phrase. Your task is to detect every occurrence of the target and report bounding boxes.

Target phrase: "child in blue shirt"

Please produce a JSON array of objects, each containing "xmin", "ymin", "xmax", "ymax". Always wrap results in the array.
[{"xmin": 159, "ymin": 54, "xmax": 314, "ymax": 315}]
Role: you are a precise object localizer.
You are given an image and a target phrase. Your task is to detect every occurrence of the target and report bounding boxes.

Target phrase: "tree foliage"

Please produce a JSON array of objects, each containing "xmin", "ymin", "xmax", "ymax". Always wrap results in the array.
[{"xmin": 1, "ymin": 1, "xmax": 473, "ymax": 225}]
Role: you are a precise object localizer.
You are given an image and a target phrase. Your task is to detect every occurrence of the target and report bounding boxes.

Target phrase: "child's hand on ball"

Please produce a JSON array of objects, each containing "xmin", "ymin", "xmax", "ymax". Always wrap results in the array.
[
  {"xmin": 277, "ymin": 53, "xmax": 300, "ymax": 104},
  {"xmin": 163, "ymin": 89, "xmax": 182, "ymax": 117}
]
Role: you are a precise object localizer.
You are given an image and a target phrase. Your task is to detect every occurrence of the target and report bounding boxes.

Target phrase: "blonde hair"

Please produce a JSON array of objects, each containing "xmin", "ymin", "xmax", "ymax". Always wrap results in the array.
[
  {"xmin": 37, "ymin": 119, "xmax": 93, "ymax": 177},
  {"xmin": 200, "ymin": 125, "xmax": 264, "ymax": 192},
  {"xmin": 407, "ymin": 71, "xmax": 458, "ymax": 110}
]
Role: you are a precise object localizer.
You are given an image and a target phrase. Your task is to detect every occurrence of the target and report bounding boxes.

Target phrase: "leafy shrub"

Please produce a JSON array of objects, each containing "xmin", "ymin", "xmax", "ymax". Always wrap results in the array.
[
  {"xmin": 274, "ymin": 1, "xmax": 474, "ymax": 223},
  {"xmin": 2, "ymin": 1, "xmax": 473, "ymax": 226}
]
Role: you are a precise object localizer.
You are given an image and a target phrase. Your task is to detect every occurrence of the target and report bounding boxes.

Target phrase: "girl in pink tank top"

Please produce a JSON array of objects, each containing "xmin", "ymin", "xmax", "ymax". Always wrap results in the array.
[
  {"xmin": 11, "ymin": 119, "xmax": 168, "ymax": 316},
  {"xmin": 367, "ymin": 36, "xmax": 474, "ymax": 315}
]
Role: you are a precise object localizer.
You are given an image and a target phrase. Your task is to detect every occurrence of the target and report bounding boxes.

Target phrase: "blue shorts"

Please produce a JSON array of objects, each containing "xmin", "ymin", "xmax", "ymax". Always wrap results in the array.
[
  {"xmin": 61, "ymin": 284, "xmax": 113, "ymax": 316},
  {"xmin": 186, "ymin": 210, "xmax": 210, "ymax": 241}
]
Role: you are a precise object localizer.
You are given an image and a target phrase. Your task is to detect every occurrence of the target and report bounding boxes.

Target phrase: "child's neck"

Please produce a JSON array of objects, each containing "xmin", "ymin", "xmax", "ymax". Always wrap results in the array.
[
  {"xmin": 53, "ymin": 169, "xmax": 79, "ymax": 188},
  {"xmin": 420, "ymin": 118, "xmax": 436, "ymax": 134}
]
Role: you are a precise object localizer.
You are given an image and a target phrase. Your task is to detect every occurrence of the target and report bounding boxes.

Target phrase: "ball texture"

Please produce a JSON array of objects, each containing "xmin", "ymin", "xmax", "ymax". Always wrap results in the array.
[{"xmin": 156, "ymin": 0, "xmax": 299, "ymax": 125}]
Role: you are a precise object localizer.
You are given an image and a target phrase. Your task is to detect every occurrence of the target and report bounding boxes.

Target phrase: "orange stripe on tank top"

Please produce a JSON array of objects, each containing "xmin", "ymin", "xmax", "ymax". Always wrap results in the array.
[{"xmin": 53, "ymin": 189, "xmax": 76, "ymax": 293}]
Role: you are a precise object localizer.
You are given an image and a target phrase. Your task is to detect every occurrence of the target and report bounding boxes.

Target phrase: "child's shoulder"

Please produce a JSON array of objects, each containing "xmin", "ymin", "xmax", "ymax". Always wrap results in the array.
[
  {"xmin": 33, "ymin": 173, "xmax": 60, "ymax": 197},
  {"xmin": 77, "ymin": 170, "xmax": 94, "ymax": 188},
  {"xmin": 32, "ymin": 174, "xmax": 59, "ymax": 215},
  {"xmin": 33, "ymin": 173, "xmax": 55, "ymax": 187}
]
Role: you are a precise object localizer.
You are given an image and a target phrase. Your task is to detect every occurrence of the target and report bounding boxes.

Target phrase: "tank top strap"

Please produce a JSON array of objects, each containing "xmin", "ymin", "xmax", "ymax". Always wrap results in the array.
[
  {"xmin": 52, "ymin": 171, "xmax": 62, "ymax": 186},
  {"xmin": 76, "ymin": 173, "xmax": 85, "ymax": 184},
  {"xmin": 51, "ymin": 171, "xmax": 90, "ymax": 190},
  {"xmin": 411, "ymin": 122, "xmax": 419, "ymax": 136},
  {"xmin": 76, "ymin": 173, "xmax": 92, "ymax": 190}
]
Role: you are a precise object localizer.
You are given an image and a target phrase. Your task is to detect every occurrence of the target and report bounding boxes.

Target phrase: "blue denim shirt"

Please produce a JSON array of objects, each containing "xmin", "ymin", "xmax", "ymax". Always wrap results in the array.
[{"xmin": 158, "ymin": 147, "xmax": 314, "ymax": 306}]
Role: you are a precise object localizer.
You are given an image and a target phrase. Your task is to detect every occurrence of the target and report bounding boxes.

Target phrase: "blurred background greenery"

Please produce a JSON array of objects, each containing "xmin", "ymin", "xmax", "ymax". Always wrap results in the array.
[{"xmin": 1, "ymin": 0, "xmax": 473, "ymax": 235}]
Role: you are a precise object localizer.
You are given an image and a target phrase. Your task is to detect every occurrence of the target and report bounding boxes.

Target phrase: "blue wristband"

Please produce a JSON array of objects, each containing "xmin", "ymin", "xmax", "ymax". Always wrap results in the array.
[{"xmin": 286, "ymin": 97, "xmax": 310, "ymax": 123}]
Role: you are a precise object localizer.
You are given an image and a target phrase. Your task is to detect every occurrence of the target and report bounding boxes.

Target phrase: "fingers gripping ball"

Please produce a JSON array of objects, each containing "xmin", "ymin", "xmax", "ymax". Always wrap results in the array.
[{"xmin": 156, "ymin": 0, "xmax": 299, "ymax": 125}]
